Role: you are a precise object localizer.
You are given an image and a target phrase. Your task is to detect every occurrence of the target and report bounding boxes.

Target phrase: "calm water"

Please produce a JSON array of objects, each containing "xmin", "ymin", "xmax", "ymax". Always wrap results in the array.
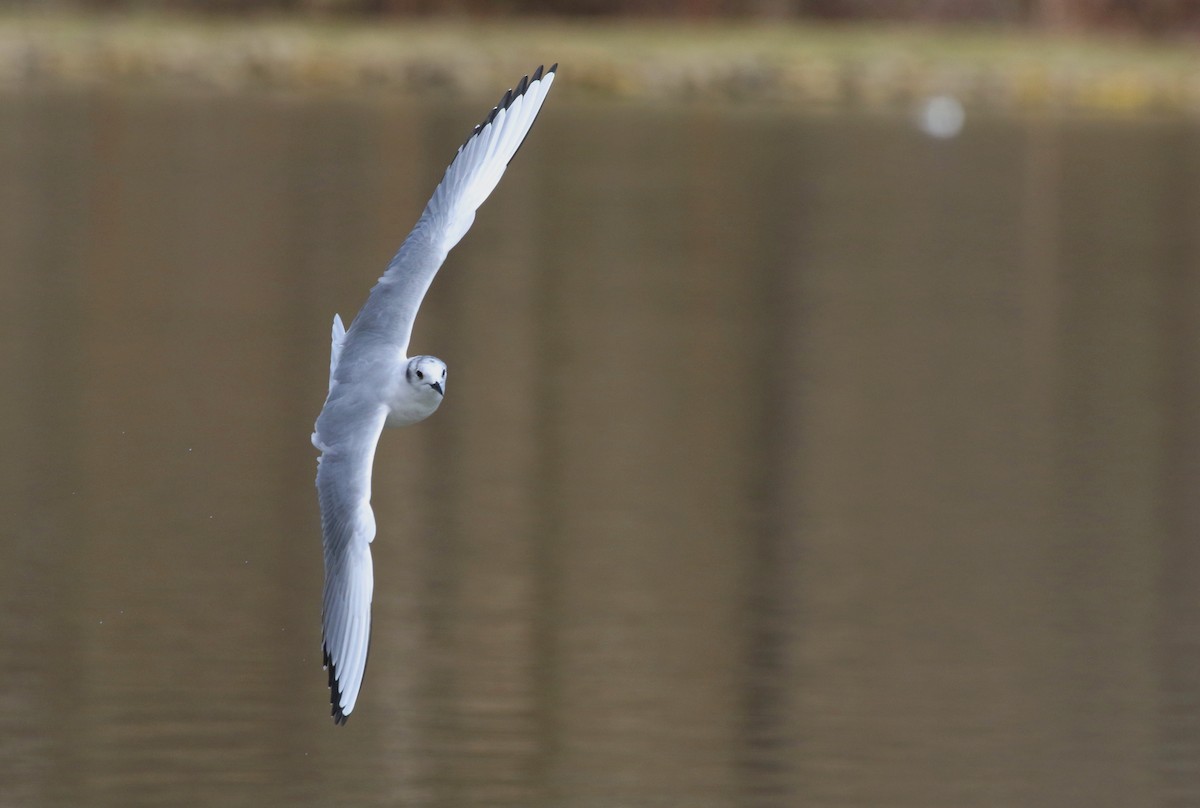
[{"xmin": 1, "ymin": 86, "xmax": 1199, "ymax": 807}]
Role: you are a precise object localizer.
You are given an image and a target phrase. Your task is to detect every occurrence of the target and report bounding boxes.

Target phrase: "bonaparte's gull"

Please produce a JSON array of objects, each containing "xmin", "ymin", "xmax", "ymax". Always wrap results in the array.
[{"xmin": 312, "ymin": 65, "xmax": 556, "ymax": 724}]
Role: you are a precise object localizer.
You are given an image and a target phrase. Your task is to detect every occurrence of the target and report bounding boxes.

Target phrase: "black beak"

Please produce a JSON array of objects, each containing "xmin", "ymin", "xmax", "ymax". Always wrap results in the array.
[{"xmin": 430, "ymin": 381, "xmax": 443, "ymax": 396}]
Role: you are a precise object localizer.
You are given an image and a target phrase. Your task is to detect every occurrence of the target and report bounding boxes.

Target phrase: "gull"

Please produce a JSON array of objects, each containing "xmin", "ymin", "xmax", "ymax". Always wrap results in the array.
[{"xmin": 311, "ymin": 65, "xmax": 556, "ymax": 725}]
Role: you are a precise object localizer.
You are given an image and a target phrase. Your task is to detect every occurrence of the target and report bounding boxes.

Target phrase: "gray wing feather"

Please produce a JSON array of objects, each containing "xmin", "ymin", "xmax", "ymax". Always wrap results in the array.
[
  {"xmin": 314, "ymin": 389, "xmax": 387, "ymax": 723},
  {"xmin": 348, "ymin": 65, "xmax": 557, "ymax": 357}
]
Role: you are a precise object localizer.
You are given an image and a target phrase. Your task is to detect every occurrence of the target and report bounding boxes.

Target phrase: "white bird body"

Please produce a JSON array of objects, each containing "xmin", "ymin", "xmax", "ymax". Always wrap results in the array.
[{"xmin": 311, "ymin": 65, "xmax": 556, "ymax": 724}]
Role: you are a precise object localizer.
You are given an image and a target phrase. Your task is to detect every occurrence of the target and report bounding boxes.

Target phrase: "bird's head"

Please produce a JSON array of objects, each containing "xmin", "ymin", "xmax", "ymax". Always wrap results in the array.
[{"xmin": 406, "ymin": 355, "xmax": 447, "ymax": 400}]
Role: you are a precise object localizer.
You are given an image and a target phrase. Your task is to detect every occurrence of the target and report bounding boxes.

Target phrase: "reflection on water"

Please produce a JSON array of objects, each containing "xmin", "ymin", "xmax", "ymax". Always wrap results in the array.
[{"xmin": 1, "ymin": 87, "xmax": 1199, "ymax": 807}]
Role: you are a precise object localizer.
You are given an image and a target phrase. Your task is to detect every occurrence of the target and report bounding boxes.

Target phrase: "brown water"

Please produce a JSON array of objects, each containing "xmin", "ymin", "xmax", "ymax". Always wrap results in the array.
[{"xmin": 1, "ymin": 87, "xmax": 1199, "ymax": 807}]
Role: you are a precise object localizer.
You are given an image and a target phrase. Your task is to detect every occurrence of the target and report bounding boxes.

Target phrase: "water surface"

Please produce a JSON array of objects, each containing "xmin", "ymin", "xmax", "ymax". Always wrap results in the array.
[{"xmin": 1, "ymin": 88, "xmax": 1199, "ymax": 807}]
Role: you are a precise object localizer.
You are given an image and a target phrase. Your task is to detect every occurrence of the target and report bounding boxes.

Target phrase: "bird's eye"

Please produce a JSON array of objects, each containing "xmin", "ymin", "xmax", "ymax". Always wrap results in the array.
[{"xmin": 416, "ymin": 370, "xmax": 424, "ymax": 380}]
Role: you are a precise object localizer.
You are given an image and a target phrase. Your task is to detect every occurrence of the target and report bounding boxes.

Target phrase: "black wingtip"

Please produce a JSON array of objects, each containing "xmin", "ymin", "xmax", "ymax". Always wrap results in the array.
[
  {"xmin": 460, "ymin": 64, "xmax": 557, "ymax": 150},
  {"xmin": 323, "ymin": 623, "xmax": 372, "ymax": 726},
  {"xmin": 324, "ymin": 646, "xmax": 349, "ymax": 726}
]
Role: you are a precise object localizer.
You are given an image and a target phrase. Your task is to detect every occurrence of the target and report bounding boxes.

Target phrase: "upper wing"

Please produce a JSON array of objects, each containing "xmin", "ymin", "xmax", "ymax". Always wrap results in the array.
[
  {"xmin": 348, "ymin": 64, "xmax": 557, "ymax": 357},
  {"xmin": 313, "ymin": 388, "xmax": 388, "ymax": 724}
]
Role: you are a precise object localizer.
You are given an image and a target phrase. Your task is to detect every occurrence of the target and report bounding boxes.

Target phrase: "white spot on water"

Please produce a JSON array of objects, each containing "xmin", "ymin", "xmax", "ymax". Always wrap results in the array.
[{"xmin": 917, "ymin": 95, "xmax": 965, "ymax": 139}]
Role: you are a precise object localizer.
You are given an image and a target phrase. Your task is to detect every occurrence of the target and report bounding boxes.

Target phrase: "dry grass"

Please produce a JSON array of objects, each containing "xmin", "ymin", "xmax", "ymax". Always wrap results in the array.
[{"xmin": 2, "ymin": 12, "xmax": 1199, "ymax": 116}]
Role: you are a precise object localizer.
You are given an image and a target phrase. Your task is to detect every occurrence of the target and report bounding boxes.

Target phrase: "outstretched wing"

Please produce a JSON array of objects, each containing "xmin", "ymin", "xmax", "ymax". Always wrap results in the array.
[
  {"xmin": 348, "ymin": 64, "xmax": 557, "ymax": 358},
  {"xmin": 313, "ymin": 389, "xmax": 388, "ymax": 724}
]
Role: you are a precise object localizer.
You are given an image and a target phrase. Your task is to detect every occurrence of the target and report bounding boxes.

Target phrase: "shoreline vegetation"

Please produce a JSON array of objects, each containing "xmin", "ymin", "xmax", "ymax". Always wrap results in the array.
[{"xmin": 3, "ymin": 13, "xmax": 1200, "ymax": 117}]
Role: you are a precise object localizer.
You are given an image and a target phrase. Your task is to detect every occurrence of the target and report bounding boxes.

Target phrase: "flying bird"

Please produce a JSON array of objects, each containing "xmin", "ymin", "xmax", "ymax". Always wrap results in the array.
[{"xmin": 312, "ymin": 65, "xmax": 557, "ymax": 725}]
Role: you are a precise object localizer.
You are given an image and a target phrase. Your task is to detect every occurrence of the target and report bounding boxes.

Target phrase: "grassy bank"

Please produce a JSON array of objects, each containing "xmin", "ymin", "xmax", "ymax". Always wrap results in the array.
[{"xmin": 2, "ymin": 12, "xmax": 1199, "ymax": 116}]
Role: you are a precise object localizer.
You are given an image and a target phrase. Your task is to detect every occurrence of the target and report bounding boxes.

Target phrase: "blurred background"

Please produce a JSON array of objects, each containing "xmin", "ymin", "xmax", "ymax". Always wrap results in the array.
[
  {"xmin": 5, "ymin": 0, "xmax": 1200, "ymax": 29},
  {"xmin": 2, "ymin": 3, "xmax": 1200, "ymax": 807}
]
